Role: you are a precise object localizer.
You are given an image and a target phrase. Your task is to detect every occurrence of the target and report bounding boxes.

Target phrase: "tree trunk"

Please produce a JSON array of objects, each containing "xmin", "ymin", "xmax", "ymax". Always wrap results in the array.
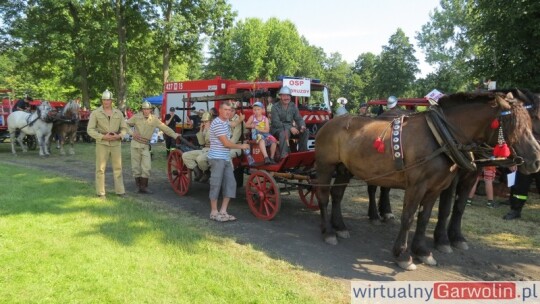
[
  {"xmin": 115, "ymin": 0, "xmax": 127, "ymax": 111},
  {"xmin": 67, "ymin": 2, "xmax": 90, "ymax": 109},
  {"xmin": 161, "ymin": 0, "xmax": 173, "ymax": 85}
]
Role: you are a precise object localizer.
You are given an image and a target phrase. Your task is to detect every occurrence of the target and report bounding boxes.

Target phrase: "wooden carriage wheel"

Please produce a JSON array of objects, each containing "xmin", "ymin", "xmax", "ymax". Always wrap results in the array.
[
  {"xmin": 167, "ymin": 149, "xmax": 191, "ymax": 196},
  {"xmin": 298, "ymin": 179, "xmax": 320, "ymax": 210},
  {"xmin": 246, "ymin": 170, "xmax": 281, "ymax": 220}
]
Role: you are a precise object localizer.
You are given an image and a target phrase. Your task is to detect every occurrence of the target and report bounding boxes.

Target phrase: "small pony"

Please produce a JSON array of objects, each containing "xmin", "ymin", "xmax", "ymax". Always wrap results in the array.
[
  {"xmin": 52, "ymin": 99, "xmax": 80, "ymax": 155},
  {"xmin": 8, "ymin": 101, "xmax": 56, "ymax": 156}
]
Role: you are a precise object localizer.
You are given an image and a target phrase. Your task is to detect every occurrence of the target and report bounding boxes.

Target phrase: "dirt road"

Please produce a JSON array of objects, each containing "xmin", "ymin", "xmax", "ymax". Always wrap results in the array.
[{"xmin": 2, "ymin": 143, "xmax": 539, "ymax": 282}]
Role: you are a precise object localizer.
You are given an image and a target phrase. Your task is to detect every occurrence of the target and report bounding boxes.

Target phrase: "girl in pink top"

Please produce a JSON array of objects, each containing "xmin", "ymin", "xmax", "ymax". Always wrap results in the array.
[{"xmin": 246, "ymin": 101, "xmax": 277, "ymax": 164}]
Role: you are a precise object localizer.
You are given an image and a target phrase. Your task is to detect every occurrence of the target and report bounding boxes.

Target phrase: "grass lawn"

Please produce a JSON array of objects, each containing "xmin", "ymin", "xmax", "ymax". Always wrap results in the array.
[{"xmin": 0, "ymin": 163, "xmax": 347, "ymax": 303}]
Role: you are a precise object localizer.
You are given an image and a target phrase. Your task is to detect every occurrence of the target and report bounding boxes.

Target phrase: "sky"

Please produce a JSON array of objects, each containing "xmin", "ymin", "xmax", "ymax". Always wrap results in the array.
[{"xmin": 227, "ymin": 0, "xmax": 441, "ymax": 76}]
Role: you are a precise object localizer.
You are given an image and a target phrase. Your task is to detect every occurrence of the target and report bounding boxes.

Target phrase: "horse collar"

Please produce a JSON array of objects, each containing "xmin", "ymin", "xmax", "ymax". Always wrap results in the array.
[{"xmin": 391, "ymin": 117, "xmax": 405, "ymax": 170}]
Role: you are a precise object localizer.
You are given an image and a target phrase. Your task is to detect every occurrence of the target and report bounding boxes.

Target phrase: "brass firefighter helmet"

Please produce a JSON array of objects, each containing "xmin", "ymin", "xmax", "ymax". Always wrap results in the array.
[
  {"xmin": 141, "ymin": 101, "xmax": 153, "ymax": 109},
  {"xmin": 101, "ymin": 89, "xmax": 113, "ymax": 100},
  {"xmin": 201, "ymin": 111, "xmax": 212, "ymax": 122}
]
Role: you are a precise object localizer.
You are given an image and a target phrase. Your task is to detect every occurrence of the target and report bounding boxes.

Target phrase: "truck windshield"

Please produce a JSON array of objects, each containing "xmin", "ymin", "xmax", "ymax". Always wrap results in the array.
[{"xmin": 296, "ymin": 85, "xmax": 330, "ymax": 111}]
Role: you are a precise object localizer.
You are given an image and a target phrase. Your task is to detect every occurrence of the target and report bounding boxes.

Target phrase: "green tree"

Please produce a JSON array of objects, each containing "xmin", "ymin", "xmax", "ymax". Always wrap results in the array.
[
  {"xmin": 374, "ymin": 29, "xmax": 419, "ymax": 98},
  {"xmin": 296, "ymin": 38, "xmax": 325, "ymax": 81},
  {"xmin": 322, "ymin": 52, "xmax": 350, "ymax": 110},
  {"xmin": 471, "ymin": 0, "xmax": 540, "ymax": 90},
  {"xmin": 153, "ymin": 0, "xmax": 235, "ymax": 83},
  {"xmin": 206, "ymin": 17, "xmax": 305, "ymax": 81},
  {"xmin": 348, "ymin": 52, "xmax": 379, "ymax": 106},
  {"xmin": 415, "ymin": 0, "xmax": 477, "ymax": 93}
]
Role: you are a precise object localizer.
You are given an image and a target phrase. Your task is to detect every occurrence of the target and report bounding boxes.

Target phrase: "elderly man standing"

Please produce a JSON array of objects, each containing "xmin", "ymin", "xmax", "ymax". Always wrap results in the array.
[
  {"xmin": 87, "ymin": 89, "xmax": 129, "ymax": 199},
  {"xmin": 127, "ymin": 101, "xmax": 181, "ymax": 194},
  {"xmin": 270, "ymin": 86, "xmax": 308, "ymax": 158}
]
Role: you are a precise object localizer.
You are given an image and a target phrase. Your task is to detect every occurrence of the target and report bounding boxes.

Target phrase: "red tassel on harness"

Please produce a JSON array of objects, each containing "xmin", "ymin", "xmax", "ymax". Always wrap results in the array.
[
  {"xmin": 490, "ymin": 119, "xmax": 500, "ymax": 129},
  {"xmin": 373, "ymin": 137, "xmax": 382, "ymax": 149},
  {"xmin": 493, "ymin": 143, "xmax": 510, "ymax": 158},
  {"xmin": 376, "ymin": 142, "xmax": 385, "ymax": 153}
]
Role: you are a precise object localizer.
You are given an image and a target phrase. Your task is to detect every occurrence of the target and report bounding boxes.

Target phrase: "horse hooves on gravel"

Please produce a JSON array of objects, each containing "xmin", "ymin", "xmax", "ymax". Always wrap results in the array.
[
  {"xmin": 452, "ymin": 241, "xmax": 469, "ymax": 250},
  {"xmin": 324, "ymin": 235, "xmax": 338, "ymax": 245},
  {"xmin": 336, "ymin": 230, "xmax": 350, "ymax": 239},
  {"xmin": 436, "ymin": 244, "xmax": 453, "ymax": 254},
  {"xmin": 417, "ymin": 254, "xmax": 438, "ymax": 266},
  {"xmin": 397, "ymin": 259, "xmax": 417, "ymax": 271},
  {"xmin": 382, "ymin": 213, "xmax": 396, "ymax": 222}
]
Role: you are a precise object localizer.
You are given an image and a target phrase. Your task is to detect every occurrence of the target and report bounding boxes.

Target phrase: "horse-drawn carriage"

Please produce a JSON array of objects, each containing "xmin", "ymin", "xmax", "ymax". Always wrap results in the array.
[
  {"xmin": 168, "ymin": 141, "xmax": 319, "ymax": 220},
  {"xmin": 163, "ymin": 77, "xmax": 331, "ymax": 220},
  {"xmin": 0, "ymin": 94, "xmax": 39, "ymax": 150}
]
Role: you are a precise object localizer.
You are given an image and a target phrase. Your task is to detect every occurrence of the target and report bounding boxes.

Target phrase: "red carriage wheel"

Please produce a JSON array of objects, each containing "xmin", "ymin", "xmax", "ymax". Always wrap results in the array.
[
  {"xmin": 246, "ymin": 170, "xmax": 281, "ymax": 220},
  {"xmin": 298, "ymin": 179, "xmax": 320, "ymax": 210},
  {"xmin": 167, "ymin": 149, "xmax": 191, "ymax": 196}
]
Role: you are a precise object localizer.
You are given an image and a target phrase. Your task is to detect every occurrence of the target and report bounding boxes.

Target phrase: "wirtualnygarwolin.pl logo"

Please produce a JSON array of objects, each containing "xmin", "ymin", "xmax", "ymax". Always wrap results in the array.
[{"xmin": 351, "ymin": 281, "xmax": 539, "ymax": 303}]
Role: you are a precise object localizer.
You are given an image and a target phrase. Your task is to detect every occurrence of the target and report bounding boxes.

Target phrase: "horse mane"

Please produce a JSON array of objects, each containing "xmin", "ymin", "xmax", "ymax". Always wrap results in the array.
[
  {"xmin": 438, "ymin": 91, "xmax": 531, "ymax": 145},
  {"xmin": 437, "ymin": 92, "xmax": 499, "ymax": 109},
  {"xmin": 515, "ymin": 88, "xmax": 540, "ymax": 120},
  {"xmin": 62, "ymin": 100, "xmax": 80, "ymax": 119}
]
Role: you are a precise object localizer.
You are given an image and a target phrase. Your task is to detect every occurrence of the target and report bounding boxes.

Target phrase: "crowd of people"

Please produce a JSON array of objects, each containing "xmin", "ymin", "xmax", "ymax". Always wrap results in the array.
[
  {"xmin": 83, "ymin": 87, "xmax": 538, "ymax": 224},
  {"xmin": 86, "ymin": 87, "xmax": 310, "ymax": 223}
]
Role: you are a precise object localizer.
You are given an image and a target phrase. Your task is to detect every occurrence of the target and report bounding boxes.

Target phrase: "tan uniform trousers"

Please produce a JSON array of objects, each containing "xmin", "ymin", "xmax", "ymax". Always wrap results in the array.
[
  {"xmin": 95, "ymin": 143, "xmax": 125, "ymax": 196},
  {"xmin": 182, "ymin": 147, "xmax": 210, "ymax": 171},
  {"xmin": 230, "ymin": 148, "xmax": 241, "ymax": 159},
  {"xmin": 131, "ymin": 144, "xmax": 152, "ymax": 178}
]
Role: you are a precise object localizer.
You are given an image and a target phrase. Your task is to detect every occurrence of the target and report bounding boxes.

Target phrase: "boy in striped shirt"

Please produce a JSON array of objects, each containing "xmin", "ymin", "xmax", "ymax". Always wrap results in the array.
[{"xmin": 208, "ymin": 101, "xmax": 249, "ymax": 222}]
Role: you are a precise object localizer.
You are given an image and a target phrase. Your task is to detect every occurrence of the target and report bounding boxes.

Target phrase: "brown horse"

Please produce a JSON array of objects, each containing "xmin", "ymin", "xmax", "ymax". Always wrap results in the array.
[
  {"xmin": 434, "ymin": 89, "xmax": 540, "ymax": 253},
  {"xmin": 52, "ymin": 100, "xmax": 80, "ymax": 155},
  {"xmin": 315, "ymin": 92, "xmax": 540, "ymax": 270}
]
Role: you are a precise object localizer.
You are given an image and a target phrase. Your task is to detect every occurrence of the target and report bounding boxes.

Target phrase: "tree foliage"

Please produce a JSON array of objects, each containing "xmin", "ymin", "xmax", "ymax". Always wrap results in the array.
[
  {"xmin": 373, "ymin": 29, "xmax": 419, "ymax": 98},
  {"xmin": 471, "ymin": 0, "xmax": 540, "ymax": 90}
]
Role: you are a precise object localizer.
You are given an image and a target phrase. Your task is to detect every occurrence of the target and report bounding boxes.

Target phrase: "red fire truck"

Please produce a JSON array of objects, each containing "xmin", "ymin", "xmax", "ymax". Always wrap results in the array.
[{"xmin": 161, "ymin": 76, "xmax": 332, "ymax": 149}]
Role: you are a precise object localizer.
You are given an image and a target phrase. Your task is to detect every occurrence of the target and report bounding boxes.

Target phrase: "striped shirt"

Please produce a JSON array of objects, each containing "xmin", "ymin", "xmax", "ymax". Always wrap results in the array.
[{"xmin": 208, "ymin": 117, "xmax": 231, "ymax": 160}]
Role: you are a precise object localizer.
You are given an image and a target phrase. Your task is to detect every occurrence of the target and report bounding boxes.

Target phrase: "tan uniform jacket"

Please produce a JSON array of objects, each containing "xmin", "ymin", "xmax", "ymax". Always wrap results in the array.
[
  {"xmin": 126, "ymin": 113, "xmax": 177, "ymax": 148},
  {"xmin": 230, "ymin": 113, "xmax": 244, "ymax": 144},
  {"xmin": 87, "ymin": 107, "xmax": 128, "ymax": 146},
  {"xmin": 196, "ymin": 128, "xmax": 211, "ymax": 147}
]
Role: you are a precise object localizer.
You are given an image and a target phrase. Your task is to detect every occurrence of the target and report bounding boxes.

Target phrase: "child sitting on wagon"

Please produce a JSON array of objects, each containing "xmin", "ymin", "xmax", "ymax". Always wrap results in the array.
[{"xmin": 246, "ymin": 101, "xmax": 277, "ymax": 164}]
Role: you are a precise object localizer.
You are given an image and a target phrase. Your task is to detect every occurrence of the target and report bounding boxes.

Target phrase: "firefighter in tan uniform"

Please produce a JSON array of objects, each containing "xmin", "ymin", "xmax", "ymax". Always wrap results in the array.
[
  {"xmin": 87, "ymin": 89, "xmax": 129, "ymax": 198},
  {"xmin": 182, "ymin": 111, "xmax": 212, "ymax": 182},
  {"xmin": 127, "ymin": 101, "xmax": 180, "ymax": 193},
  {"xmin": 229, "ymin": 102, "xmax": 245, "ymax": 158}
]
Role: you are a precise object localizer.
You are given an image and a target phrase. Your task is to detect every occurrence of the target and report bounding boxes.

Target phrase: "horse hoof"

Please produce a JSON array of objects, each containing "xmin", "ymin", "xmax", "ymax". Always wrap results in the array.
[
  {"xmin": 397, "ymin": 260, "xmax": 417, "ymax": 271},
  {"xmin": 383, "ymin": 213, "xmax": 395, "ymax": 221},
  {"xmin": 452, "ymin": 241, "xmax": 469, "ymax": 250},
  {"xmin": 418, "ymin": 254, "xmax": 437, "ymax": 266},
  {"xmin": 436, "ymin": 245, "xmax": 453, "ymax": 254},
  {"xmin": 324, "ymin": 235, "xmax": 338, "ymax": 245},
  {"xmin": 336, "ymin": 230, "xmax": 350, "ymax": 239}
]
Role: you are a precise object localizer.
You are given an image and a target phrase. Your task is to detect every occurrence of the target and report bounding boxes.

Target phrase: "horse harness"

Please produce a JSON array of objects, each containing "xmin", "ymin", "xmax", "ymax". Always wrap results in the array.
[
  {"xmin": 361, "ymin": 101, "xmax": 520, "ymax": 182},
  {"xmin": 17, "ymin": 107, "xmax": 49, "ymax": 131}
]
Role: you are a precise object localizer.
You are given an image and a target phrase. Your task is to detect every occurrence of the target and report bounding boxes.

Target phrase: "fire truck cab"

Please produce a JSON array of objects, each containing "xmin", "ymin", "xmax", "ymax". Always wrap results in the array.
[{"xmin": 162, "ymin": 76, "xmax": 332, "ymax": 150}]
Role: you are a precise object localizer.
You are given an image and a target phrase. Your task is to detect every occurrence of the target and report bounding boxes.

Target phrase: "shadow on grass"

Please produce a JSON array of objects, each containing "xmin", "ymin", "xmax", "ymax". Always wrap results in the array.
[
  {"xmin": 2, "ymin": 147, "xmax": 540, "ymax": 281},
  {"xmin": 0, "ymin": 164, "xmax": 209, "ymax": 252}
]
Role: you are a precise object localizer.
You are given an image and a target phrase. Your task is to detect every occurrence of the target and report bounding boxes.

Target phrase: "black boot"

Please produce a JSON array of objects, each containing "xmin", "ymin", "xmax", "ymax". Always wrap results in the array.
[
  {"xmin": 503, "ymin": 209, "xmax": 521, "ymax": 220},
  {"xmin": 135, "ymin": 177, "xmax": 141, "ymax": 192},
  {"xmin": 192, "ymin": 166, "xmax": 203, "ymax": 182},
  {"xmin": 139, "ymin": 177, "xmax": 153, "ymax": 194},
  {"xmin": 198, "ymin": 170, "xmax": 211, "ymax": 183},
  {"xmin": 503, "ymin": 196, "xmax": 525, "ymax": 220}
]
